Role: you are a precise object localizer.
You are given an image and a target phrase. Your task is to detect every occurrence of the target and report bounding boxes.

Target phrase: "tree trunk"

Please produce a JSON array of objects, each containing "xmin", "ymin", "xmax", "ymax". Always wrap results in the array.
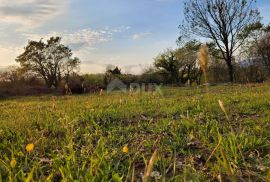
[
  {"xmin": 226, "ymin": 58, "xmax": 234, "ymax": 83},
  {"xmin": 44, "ymin": 78, "xmax": 53, "ymax": 88}
]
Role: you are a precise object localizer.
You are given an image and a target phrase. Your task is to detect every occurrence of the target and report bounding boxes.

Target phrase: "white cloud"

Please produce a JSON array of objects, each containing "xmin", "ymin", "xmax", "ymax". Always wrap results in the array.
[
  {"xmin": 24, "ymin": 26, "xmax": 131, "ymax": 50},
  {"xmin": 0, "ymin": 25, "xmax": 131, "ymax": 68},
  {"xmin": 0, "ymin": 0, "xmax": 69, "ymax": 28},
  {"xmin": 25, "ymin": 29, "xmax": 112, "ymax": 50},
  {"xmin": 132, "ymin": 32, "xmax": 152, "ymax": 40},
  {"xmin": 21, "ymin": 26, "xmax": 131, "ymax": 69}
]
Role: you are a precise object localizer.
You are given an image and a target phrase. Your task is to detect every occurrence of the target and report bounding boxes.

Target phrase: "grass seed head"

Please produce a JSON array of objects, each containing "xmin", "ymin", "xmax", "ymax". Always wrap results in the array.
[
  {"xmin": 199, "ymin": 44, "xmax": 209, "ymax": 74},
  {"xmin": 218, "ymin": 100, "xmax": 229, "ymax": 120},
  {"xmin": 218, "ymin": 100, "xmax": 226, "ymax": 113}
]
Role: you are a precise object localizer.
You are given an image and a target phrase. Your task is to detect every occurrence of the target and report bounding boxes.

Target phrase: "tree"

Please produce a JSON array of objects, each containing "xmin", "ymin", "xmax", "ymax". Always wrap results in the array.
[
  {"xmin": 154, "ymin": 41, "xmax": 203, "ymax": 85},
  {"xmin": 154, "ymin": 49, "xmax": 181, "ymax": 84},
  {"xmin": 108, "ymin": 66, "xmax": 122, "ymax": 75},
  {"xmin": 16, "ymin": 37, "xmax": 80, "ymax": 88},
  {"xmin": 180, "ymin": 0, "xmax": 260, "ymax": 82},
  {"xmin": 241, "ymin": 23, "xmax": 270, "ymax": 73},
  {"xmin": 104, "ymin": 66, "xmax": 122, "ymax": 86},
  {"xmin": 175, "ymin": 41, "xmax": 202, "ymax": 85},
  {"xmin": 0, "ymin": 66, "xmax": 21, "ymax": 83}
]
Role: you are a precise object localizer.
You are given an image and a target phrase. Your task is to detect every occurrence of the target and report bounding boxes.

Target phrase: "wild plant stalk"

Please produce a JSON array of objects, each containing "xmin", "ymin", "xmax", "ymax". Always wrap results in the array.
[
  {"xmin": 142, "ymin": 150, "xmax": 158, "ymax": 182},
  {"xmin": 198, "ymin": 44, "xmax": 211, "ymax": 112},
  {"xmin": 199, "ymin": 44, "xmax": 209, "ymax": 84},
  {"xmin": 199, "ymin": 45, "xmax": 235, "ymax": 181},
  {"xmin": 218, "ymin": 100, "xmax": 229, "ymax": 121},
  {"xmin": 204, "ymin": 131, "xmax": 222, "ymax": 168}
]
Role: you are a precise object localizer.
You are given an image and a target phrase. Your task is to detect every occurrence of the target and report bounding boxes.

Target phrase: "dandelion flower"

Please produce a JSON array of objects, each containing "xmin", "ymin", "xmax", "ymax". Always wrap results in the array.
[
  {"xmin": 122, "ymin": 145, "xmax": 129, "ymax": 153},
  {"xmin": 10, "ymin": 159, "xmax": 16, "ymax": 168},
  {"xmin": 26, "ymin": 143, "xmax": 34, "ymax": 153}
]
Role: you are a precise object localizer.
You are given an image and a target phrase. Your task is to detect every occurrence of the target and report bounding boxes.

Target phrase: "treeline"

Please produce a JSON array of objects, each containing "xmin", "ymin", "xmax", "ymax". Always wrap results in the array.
[
  {"xmin": 1, "ymin": 26, "xmax": 270, "ymax": 97},
  {"xmin": 1, "ymin": 0, "xmax": 270, "ymax": 97}
]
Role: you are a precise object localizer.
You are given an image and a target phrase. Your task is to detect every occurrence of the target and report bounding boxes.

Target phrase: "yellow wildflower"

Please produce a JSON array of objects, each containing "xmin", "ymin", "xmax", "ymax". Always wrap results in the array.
[
  {"xmin": 26, "ymin": 143, "xmax": 34, "ymax": 153},
  {"xmin": 10, "ymin": 159, "xmax": 16, "ymax": 168},
  {"xmin": 122, "ymin": 145, "xmax": 129, "ymax": 153}
]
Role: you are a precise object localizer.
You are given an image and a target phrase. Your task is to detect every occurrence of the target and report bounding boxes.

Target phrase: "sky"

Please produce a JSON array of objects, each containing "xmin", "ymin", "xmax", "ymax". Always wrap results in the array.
[{"xmin": 0, "ymin": 0, "xmax": 270, "ymax": 74}]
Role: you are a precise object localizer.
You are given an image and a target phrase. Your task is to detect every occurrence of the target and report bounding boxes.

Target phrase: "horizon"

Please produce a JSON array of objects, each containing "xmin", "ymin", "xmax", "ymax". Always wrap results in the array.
[{"xmin": 0, "ymin": 0, "xmax": 269, "ymax": 74}]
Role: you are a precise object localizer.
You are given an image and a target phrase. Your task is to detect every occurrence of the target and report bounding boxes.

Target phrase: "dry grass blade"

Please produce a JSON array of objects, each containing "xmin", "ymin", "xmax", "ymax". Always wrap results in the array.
[
  {"xmin": 218, "ymin": 100, "xmax": 229, "ymax": 120},
  {"xmin": 204, "ymin": 136, "xmax": 222, "ymax": 168},
  {"xmin": 143, "ymin": 150, "xmax": 158, "ymax": 182},
  {"xmin": 131, "ymin": 164, "xmax": 135, "ymax": 182}
]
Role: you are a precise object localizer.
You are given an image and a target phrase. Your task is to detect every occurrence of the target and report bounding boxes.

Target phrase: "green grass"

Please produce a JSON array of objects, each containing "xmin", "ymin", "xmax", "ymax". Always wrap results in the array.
[{"xmin": 0, "ymin": 84, "xmax": 269, "ymax": 181}]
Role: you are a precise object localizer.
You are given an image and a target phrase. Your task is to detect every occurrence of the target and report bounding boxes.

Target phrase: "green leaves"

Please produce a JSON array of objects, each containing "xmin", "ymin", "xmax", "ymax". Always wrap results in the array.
[{"xmin": 16, "ymin": 36, "xmax": 80, "ymax": 88}]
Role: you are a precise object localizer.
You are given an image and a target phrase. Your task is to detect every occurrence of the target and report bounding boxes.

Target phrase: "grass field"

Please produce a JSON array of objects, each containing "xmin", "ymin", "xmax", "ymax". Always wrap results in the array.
[{"xmin": 0, "ymin": 84, "xmax": 270, "ymax": 181}]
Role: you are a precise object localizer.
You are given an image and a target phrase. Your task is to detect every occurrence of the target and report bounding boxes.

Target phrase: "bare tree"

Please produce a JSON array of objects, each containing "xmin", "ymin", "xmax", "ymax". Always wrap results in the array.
[
  {"xmin": 180, "ymin": 0, "xmax": 260, "ymax": 82},
  {"xmin": 0, "ymin": 66, "xmax": 21, "ymax": 83},
  {"xmin": 241, "ymin": 23, "xmax": 270, "ymax": 73}
]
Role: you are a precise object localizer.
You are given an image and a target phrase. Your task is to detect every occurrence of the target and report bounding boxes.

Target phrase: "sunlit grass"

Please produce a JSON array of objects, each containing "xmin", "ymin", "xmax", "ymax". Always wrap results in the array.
[{"xmin": 0, "ymin": 84, "xmax": 269, "ymax": 181}]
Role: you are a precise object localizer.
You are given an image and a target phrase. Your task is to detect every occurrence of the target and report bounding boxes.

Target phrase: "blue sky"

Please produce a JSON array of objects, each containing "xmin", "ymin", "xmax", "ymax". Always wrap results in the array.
[{"xmin": 0, "ymin": 0, "xmax": 269, "ymax": 74}]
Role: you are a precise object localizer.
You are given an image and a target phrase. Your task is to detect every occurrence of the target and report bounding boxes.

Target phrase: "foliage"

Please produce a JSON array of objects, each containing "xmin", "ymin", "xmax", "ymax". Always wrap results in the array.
[
  {"xmin": 154, "ymin": 49, "xmax": 182, "ymax": 84},
  {"xmin": 107, "ymin": 66, "xmax": 122, "ymax": 75},
  {"xmin": 16, "ymin": 37, "xmax": 80, "ymax": 88},
  {"xmin": 154, "ymin": 41, "xmax": 202, "ymax": 85},
  {"xmin": 82, "ymin": 74, "xmax": 105, "ymax": 88}
]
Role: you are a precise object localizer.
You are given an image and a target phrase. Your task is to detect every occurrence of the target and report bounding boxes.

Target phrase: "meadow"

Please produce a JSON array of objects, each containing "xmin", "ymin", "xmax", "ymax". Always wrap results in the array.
[{"xmin": 0, "ymin": 84, "xmax": 269, "ymax": 181}]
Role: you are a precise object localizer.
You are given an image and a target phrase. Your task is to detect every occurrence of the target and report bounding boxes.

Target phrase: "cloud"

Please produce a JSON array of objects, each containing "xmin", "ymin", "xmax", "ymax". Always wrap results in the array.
[
  {"xmin": 0, "ymin": 0, "xmax": 68, "ymax": 28},
  {"xmin": 24, "ymin": 26, "xmax": 131, "ymax": 50},
  {"xmin": 132, "ymin": 32, "xmax": 152, "ymax": 40},
  {"xmin": 25, "ymin": 29, "xmax": 112, "ymax": 50},
  {"xmin": 0, "ymin": 25, "xmax": 131, "ymax": 69},
  {"xmin": 22, "ymin": 26, "xmax": 131, "ymax": 68}
]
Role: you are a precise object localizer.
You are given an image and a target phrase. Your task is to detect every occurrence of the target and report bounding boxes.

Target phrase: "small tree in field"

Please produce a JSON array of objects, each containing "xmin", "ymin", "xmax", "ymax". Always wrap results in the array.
[
  {"xmin": 16, "ymin": 37, "xmax": 80, "ymax": 88},
  {"xmin": 154, "ymin": 49, "xmax": 181, "ymax": 84},
  {"xmin": 180, "ymin": 0, "xmax": 260, "ymax": 82},
  {"xmin": 154, "ymin": 41, "xmax": 203, "ymax": 85}
]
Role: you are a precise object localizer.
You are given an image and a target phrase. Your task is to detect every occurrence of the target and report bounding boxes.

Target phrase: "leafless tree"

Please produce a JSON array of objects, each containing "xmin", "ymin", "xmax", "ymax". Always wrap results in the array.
[{"xmin": 180, "ymin": 0, "xmax": 260, "ymax": 82}]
